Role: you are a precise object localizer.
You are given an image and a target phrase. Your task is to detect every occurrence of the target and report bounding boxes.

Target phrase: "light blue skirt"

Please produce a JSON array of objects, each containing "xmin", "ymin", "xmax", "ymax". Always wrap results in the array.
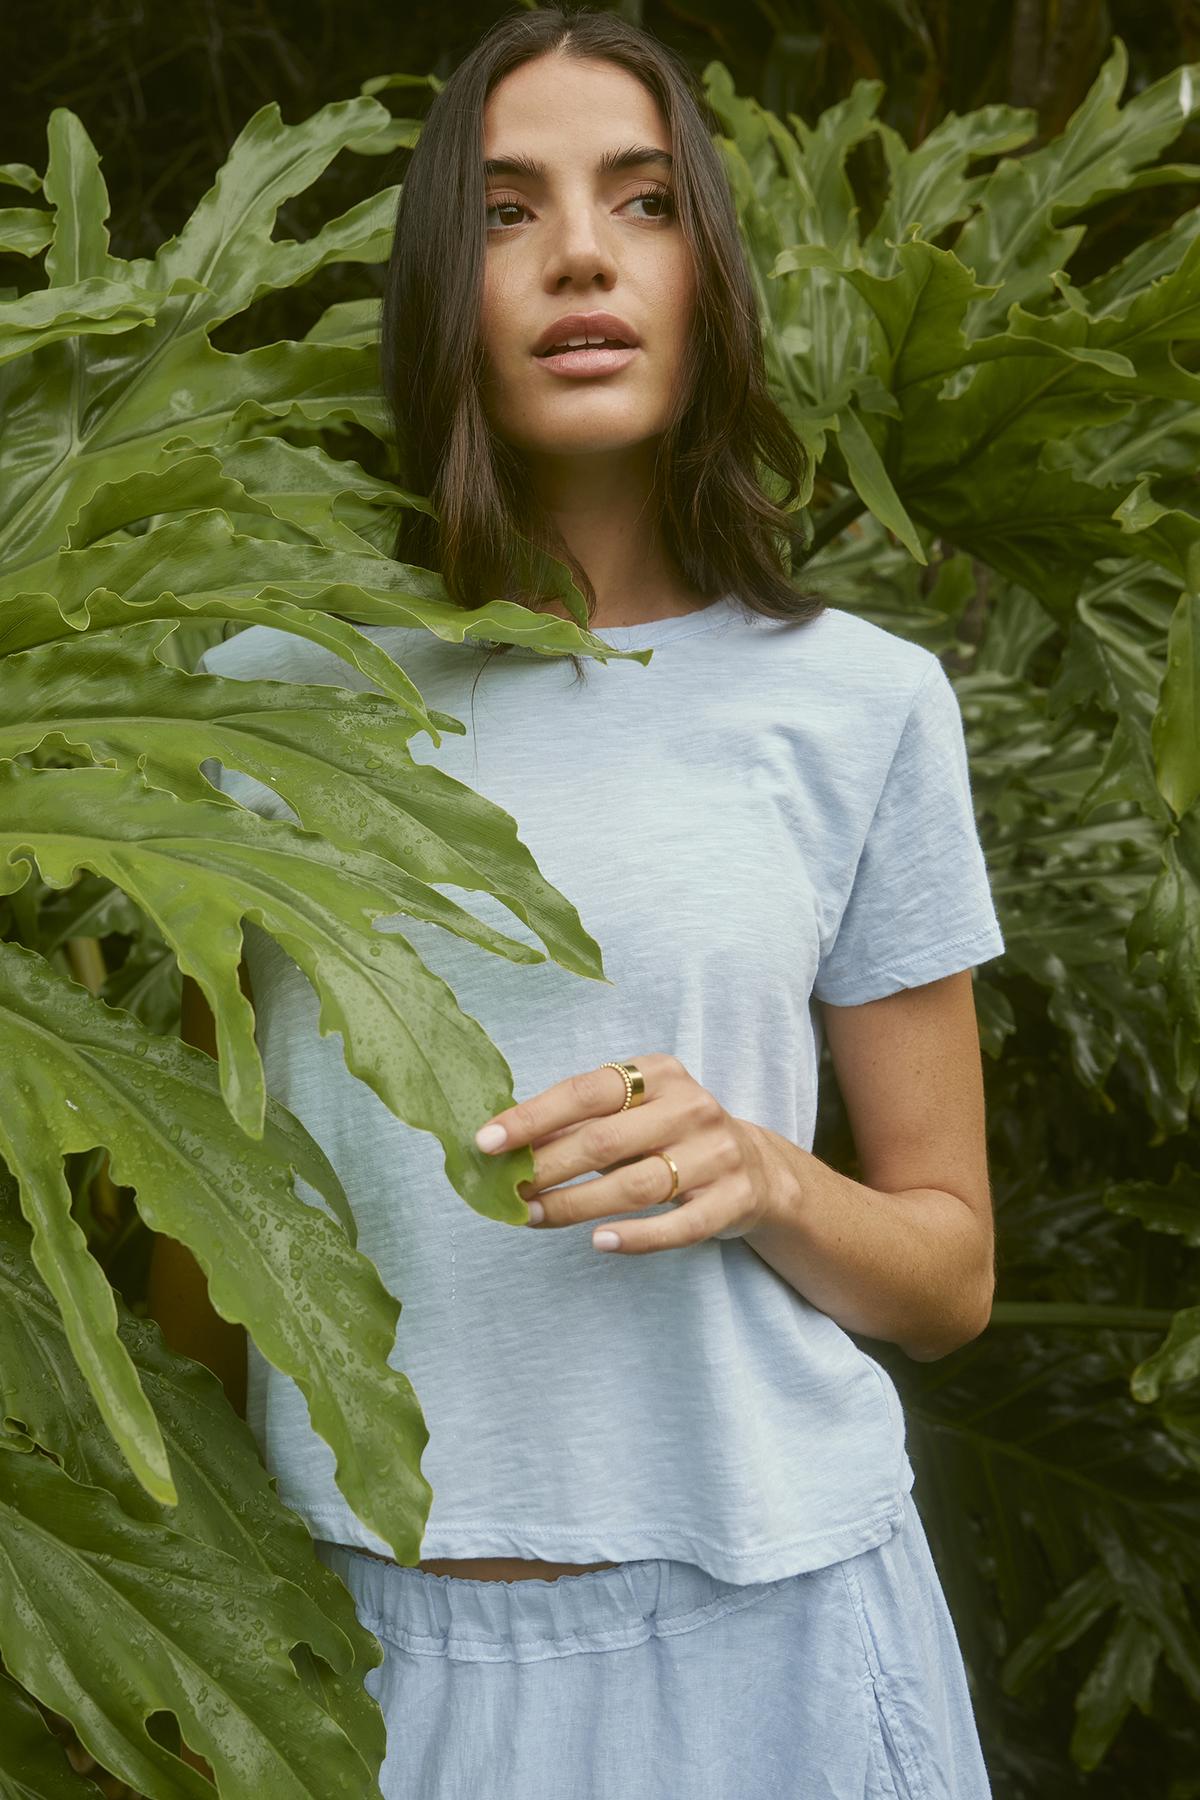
[{"xmin": 313, "ymin": 1488, "xmax": 991, "ymax": 1799}]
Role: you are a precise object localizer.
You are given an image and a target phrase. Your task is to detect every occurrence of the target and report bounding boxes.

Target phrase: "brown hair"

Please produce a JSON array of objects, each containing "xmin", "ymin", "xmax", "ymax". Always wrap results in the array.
[{"xmin": 379, "ymin": 2, "xmax": 824, "ymax": 685}]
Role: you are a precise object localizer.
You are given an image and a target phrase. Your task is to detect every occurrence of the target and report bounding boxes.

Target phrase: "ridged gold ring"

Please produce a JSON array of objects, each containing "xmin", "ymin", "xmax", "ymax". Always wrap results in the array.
[{"xmin": 600, "ymin": 1060, "xmax": 646, "ymax": 1110}]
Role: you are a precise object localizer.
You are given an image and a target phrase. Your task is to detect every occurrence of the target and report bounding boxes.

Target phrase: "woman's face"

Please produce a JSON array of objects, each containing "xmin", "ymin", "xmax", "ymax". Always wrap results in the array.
[{"xmin": 479, "ymin": 53, "xmax": 696, "ymax": 467}]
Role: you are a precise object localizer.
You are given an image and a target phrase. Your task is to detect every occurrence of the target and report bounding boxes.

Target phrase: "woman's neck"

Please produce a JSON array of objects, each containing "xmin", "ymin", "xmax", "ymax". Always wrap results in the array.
[{"xmin": 524, "ymin": 446, "xmax": 708, "ymax": 628}]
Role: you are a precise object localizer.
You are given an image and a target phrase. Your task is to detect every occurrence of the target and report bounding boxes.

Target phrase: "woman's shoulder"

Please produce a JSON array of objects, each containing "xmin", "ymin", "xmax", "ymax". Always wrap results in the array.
[{"xmin": 738, "ymin": 600, "xmax": 939, "ymax": 707}]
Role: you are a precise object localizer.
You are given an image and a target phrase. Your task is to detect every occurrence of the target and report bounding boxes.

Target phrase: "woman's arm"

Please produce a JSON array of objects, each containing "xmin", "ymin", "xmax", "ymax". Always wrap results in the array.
[{"xmin": 742, "ymin": 970, "xmax": 995, "ymax": 1361}]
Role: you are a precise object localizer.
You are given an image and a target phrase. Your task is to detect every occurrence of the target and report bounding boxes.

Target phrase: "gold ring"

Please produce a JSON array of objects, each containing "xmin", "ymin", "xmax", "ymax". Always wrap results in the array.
[
  {"xmin": 650, "ymin": 1150, "xmax": 680, "ymax": 1203},
  {"xmin": 600, "ymin": 1060, "xmax": 645, "ymax": 1110}
]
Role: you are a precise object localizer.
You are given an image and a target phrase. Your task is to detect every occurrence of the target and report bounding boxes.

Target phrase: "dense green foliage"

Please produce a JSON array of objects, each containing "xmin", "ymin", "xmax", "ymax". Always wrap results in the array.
[{"xmin": 0, "ymin": 34, "xmax": 1197, "ymax": 1800}]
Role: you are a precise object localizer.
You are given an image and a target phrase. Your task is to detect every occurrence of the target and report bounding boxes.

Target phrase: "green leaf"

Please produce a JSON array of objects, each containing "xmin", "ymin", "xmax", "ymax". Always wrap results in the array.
[
  {"xmin": 1103, "ymin": 1161, "xmax": 1200, "ymax": 1246},
  {"xmin": 1071, "ymin": 1611, "xmax": 1161, "ymax": 1769},
  {"xmin": 135, "ymin": 97, "xmax": 389, "ymax": 330},
  {"xmin": 0, "ymin": 758, "xmax": 585, "ymax": 1152},
  {"xmin": 841, "ymin": 238, "xmax": 997, "ymax": 391},
  {"xmin": 0, "ymin": 1169, "xmax": 388, "ymax": 1788},
  {"xmin": 1079, "ymin": 206, "xmax": 1200, "ymax": 316},
  {"xmin": 1130, "ymin": 1307, "xmax": 1200, "ymax": 1401},
  {"xmin": 0, "ymin": 1443, "xmax": 384, "ymax": 1799},
  {"xmin": 0, "ymin": 274, "xmax": 206, "ymax": 367},
  {"xmin": 1048, "ymin": 578, "xmax": 1176, "ymax": 823},
  {"xmin": 1155, "ymin": 589, "xmax": 1200, "ymax": 816},
  {"xmin": 0, "ymin": 162, "xmax": 42, "ymax": 194},
  {"xmin": 999, "ymin": 1564, "xmax": 1119, "ymax": 1694},
  {"xmin": 0, "ymin": 1666, "xmax": 107, "ymax": 1796},
  {"xmin": 0, "ymin": 630, "xmax": 611, "ymax": 995},
  {"xmin": 832, "ymin": 404, "xmax": 926, "ymax": 563},
  {"xmin": 0, "ymin": 209, "xmax": 53, "ymax": 259},
  {"xmin": 956, "ymin": 43, "xmax": 1200, "ymax": 324},
  {"xmin": 42, "ymin": 109, "xmax": 121, "ymax": 288},
  {"xmin": 866, "ymin": 104, "xmax": 1037, "ymax": 266},
  {"xmin": 1128, "ymin": 818, "xmax": 1200, "ymax": 1072},
  {"xmin": 0, "ymin": 941, "xmax": 435, "ymax": 1550}
]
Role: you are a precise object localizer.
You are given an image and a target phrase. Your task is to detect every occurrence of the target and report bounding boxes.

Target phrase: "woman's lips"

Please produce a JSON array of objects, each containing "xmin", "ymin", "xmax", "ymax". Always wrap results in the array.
[{"xmin": 532, "ymin": 345, "xmax": 640, "ymax": 376}]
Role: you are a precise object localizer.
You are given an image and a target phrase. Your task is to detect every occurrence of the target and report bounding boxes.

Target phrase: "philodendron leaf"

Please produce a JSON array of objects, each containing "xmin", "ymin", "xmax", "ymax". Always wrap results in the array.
[
  {"xmin": 838, "ymin": 239, "xmax": 998, "ymax": 393},
  {"xmin": 1046, "ymin": 587, "xmax": 1176, "ymax": 824},
  {"xmin": 3, "ymin": 511, "xmax": 648, "ymax": 683},
  {"xmin": 1103, "ymin": 1161, "xmax": 1200, "ymax": 1246},
  {"xmin": 1128, "ymin": 818, "xmax": 1200, "ymax": 1085},
  {"xmin": 1071, "ymin": 1611, "xmax": 1162, "ymax": 1771},
  {"xmin": 1155, "ymin": 589, "xmax": 1200, "ymax": 816},
  {"xmin": 301, "ymin": 294, "xmax": 382, "ymax": 347},
  {"xmin": 136, "ymin": 97, "xmax": 395, "ymax": 332},
  {"xmin": 0, "ymin": 163, "xmax": 42, "ymax": 192},
  {"xmin": 195, "ymin": 432, "xmax": 436, "ymax": 553},
  {"xmin": 0, "ymin": 629, "xmax": 612, "ymax": 983},
  {"xmin": 0, "ymin": 1167, "xmax": 388, "ymax": 1786},
  {"xmin": 42, "ymin": 108, "xmax": 121, "ymax": 287},
  {"xmin": 0, "ymin": 760, "xmax": 574, "ymax": 1174},
  {"xmin": 0, "ymin": 941, "xmax": 435, "ymax": 1546},
  {"xmin": 0, "ymin": 97, "xmax": 395, "ymax": 572},
  {"xmin": 59, "ymin": 433, "xmax": 433, "ymax": 560},
  {"xmin": 0, "ymin": 1443, "xmax": 383, "ymax": 1800},
  {"xmin": 0, "ymin": 1665, "xmax": 106, "ymax": 1797},
  {"xmin": 62, "ymin": 443, "xmax": 283, "ymax": 553},
  {"xmin": 864, "ymin": 103, "xmax": 1036, "ymax": 266},
  {"xmin": 0, "ymin": 330, "xmax": 385, "ymax": 572},
  {"xmin": 955, "ymin": 42, "xmax": 1200, "ymax": 326},
  {"xmin": 833, "ymin": 405, "xmax": 926, "ymax": 563},
  {"xmin": 1130, "ymin": 1307, "xmax": 1200, "ymax": 1401},
  {"xmin": 0, "ymin": 274, "xmax": 207, "ymax": 366},
  {"xmin": 0, "ymin": 208, "xmax": 54, "ymax": 259}
]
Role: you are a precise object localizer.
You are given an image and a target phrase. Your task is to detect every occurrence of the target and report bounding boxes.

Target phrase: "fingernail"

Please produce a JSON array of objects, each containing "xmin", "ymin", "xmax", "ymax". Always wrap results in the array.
[
  {"xmin": 526, "ymin": 1200, "xmax": 545, "ymax": 1224},
  {"xmin": 593, "ymin": 1230, "xmax": 621, "ymax": 1251},
  {"xmin": 475, "ymin": 1122, "xmax": 507, "ymax": 1151}
]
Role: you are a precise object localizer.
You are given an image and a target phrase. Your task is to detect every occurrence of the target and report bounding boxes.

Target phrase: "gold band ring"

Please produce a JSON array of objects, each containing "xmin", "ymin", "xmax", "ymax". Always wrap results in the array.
[
  {"xmin": 650, "ymin": 1150, "xmax": 680, "ymax": 1203},
  {"xmin": 600, "ymin": 1060, "xmax": 646, "ymax": 1110},
  {"xmin": 600, "ymin": 1063, "xmax": 680, "ymax": 1207}
]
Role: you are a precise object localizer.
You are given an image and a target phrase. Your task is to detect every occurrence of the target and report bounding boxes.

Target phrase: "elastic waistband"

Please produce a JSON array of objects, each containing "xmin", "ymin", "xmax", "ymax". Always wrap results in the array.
[{"xmin": 311, "ymin": 1543, "xmax": 795, "ymax": 1663}]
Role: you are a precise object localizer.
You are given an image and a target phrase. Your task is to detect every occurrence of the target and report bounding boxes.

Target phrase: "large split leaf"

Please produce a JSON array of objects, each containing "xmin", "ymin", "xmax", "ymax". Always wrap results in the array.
[
  {"xmin": 0, "ymin": 1667, "xmax": 106, "ymax": 1797},
  {"xmin": 0, "ymin": 1166, "xmax": 389, "ymax": 1794},
  {"xmin": 0, "ymin": 941, "xmax": 441, "ymax": 1553},
  {"xmin": 0, "ymin": 1443, "xmax": 381, "ymax": 1799}
]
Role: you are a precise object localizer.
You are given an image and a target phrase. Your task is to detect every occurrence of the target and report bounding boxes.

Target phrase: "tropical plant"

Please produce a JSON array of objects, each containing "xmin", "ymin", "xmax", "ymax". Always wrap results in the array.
[
  {"xmin": 0, "ymin": 82, "xmax": 646, "ymax": 1797},
  {"xmin": 0, "ymin": 34, "xmax": 1197, "ymax": 1799},
  {"xmin": 703, "ymin": 38, "xmax": 1200, "ymax": 1794}
]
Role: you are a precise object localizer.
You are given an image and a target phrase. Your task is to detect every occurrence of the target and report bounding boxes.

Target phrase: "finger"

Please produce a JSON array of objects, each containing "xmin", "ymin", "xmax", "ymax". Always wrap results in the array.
[
  {"xmin": 590, "ymin": 1189, "xmax": 737, "ymax": 1255},
  {"xmin": 530, "ymin": 1147, "xmax": 689, "ymax": 1227},
  {"xmin": 521, "ymin": 1106, "xmax": 686, "ymax": 1201},
  {"xmin": 474, "ymin": 1057, "xmax": 669, "ymax": 1154}
]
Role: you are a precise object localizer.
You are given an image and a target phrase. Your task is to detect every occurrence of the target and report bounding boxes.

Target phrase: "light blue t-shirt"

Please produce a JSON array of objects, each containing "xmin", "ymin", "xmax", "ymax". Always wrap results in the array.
[{"xmin": 195, "ymin": 594, "xmax": 1005, "ymax": 1583}]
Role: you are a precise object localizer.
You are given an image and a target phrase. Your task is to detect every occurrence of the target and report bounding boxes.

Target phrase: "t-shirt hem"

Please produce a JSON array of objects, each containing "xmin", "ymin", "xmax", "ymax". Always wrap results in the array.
[
  {"xmin": 289, "ymin": 1477, "xmax": 916, "ymax": 1586},
  {"xmin": 813, "ymin": 922, "xmax": 1005, "ymax": 1007}
]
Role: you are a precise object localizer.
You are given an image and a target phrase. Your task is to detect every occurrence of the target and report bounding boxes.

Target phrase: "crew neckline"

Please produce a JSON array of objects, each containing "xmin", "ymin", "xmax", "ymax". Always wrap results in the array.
[{"xmin": 588, "ymin": 593, "xmax": 738, "ymax": 647}]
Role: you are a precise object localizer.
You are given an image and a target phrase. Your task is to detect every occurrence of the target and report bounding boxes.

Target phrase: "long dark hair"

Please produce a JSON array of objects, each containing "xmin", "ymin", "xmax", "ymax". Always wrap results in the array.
[{"xmin": 380, "ymin": 2, "xmax": 825, "ymax": 684}]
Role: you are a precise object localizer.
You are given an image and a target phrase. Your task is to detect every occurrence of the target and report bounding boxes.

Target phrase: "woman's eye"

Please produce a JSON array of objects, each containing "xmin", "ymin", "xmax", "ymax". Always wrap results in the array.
[
  {"xmin": 631, "ymin": 187, "xmax": 674, "ymax": 219},
  {"xmin": 485, "ymin": 187, "xmax": 674, "ymax": 231},
  {"xmin": 485, "ymin": 199, "xmax": 527, "ymax": 229}
]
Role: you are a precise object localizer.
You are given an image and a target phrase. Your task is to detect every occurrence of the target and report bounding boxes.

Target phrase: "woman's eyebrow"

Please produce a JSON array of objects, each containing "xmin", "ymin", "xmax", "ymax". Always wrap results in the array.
[{"xmin": 482, "ymin": 145, "xmax": 673, "ymax": 183}]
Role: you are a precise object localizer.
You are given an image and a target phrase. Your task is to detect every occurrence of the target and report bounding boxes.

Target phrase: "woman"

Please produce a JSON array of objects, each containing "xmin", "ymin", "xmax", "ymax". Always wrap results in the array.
[{"xmin": 197, "ymin": 6, "xmax": 1003, "ymax": 1795}]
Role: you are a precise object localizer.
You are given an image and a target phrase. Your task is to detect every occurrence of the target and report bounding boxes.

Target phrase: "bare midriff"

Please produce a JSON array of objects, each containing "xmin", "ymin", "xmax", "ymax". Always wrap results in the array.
[{"xmin": 355, "ymin": 1550, "xmax": 618, "ymax": 1582}]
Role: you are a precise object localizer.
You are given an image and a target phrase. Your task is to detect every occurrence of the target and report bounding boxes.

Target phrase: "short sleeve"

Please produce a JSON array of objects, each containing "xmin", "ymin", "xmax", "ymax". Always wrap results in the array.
[{"xmin": 812, "ymin": 657, "xmax": 1005, "ymax": 1006}]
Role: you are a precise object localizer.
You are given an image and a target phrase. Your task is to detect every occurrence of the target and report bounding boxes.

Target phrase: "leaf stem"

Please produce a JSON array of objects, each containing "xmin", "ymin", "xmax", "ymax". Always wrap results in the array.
[
  {"xmin": 803, "ymin": 490, "xmax": 870, "ymax": 559},
  {"xmin": 988, "ymin": 1302, "xmax": 1177, "ymax": 1331}
]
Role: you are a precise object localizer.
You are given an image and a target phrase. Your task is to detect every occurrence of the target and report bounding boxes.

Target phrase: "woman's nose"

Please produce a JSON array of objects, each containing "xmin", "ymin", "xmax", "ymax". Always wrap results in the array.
[{"xmin": 545, "ymin": 222, "xmax": 618, "ymax": 284}]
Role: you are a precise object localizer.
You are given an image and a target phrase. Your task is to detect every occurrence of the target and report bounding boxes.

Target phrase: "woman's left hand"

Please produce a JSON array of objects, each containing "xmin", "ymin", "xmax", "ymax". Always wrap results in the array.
[{"xmin": 472, "ymin": 1053, "xmax": 780, "ymax": 1253}]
